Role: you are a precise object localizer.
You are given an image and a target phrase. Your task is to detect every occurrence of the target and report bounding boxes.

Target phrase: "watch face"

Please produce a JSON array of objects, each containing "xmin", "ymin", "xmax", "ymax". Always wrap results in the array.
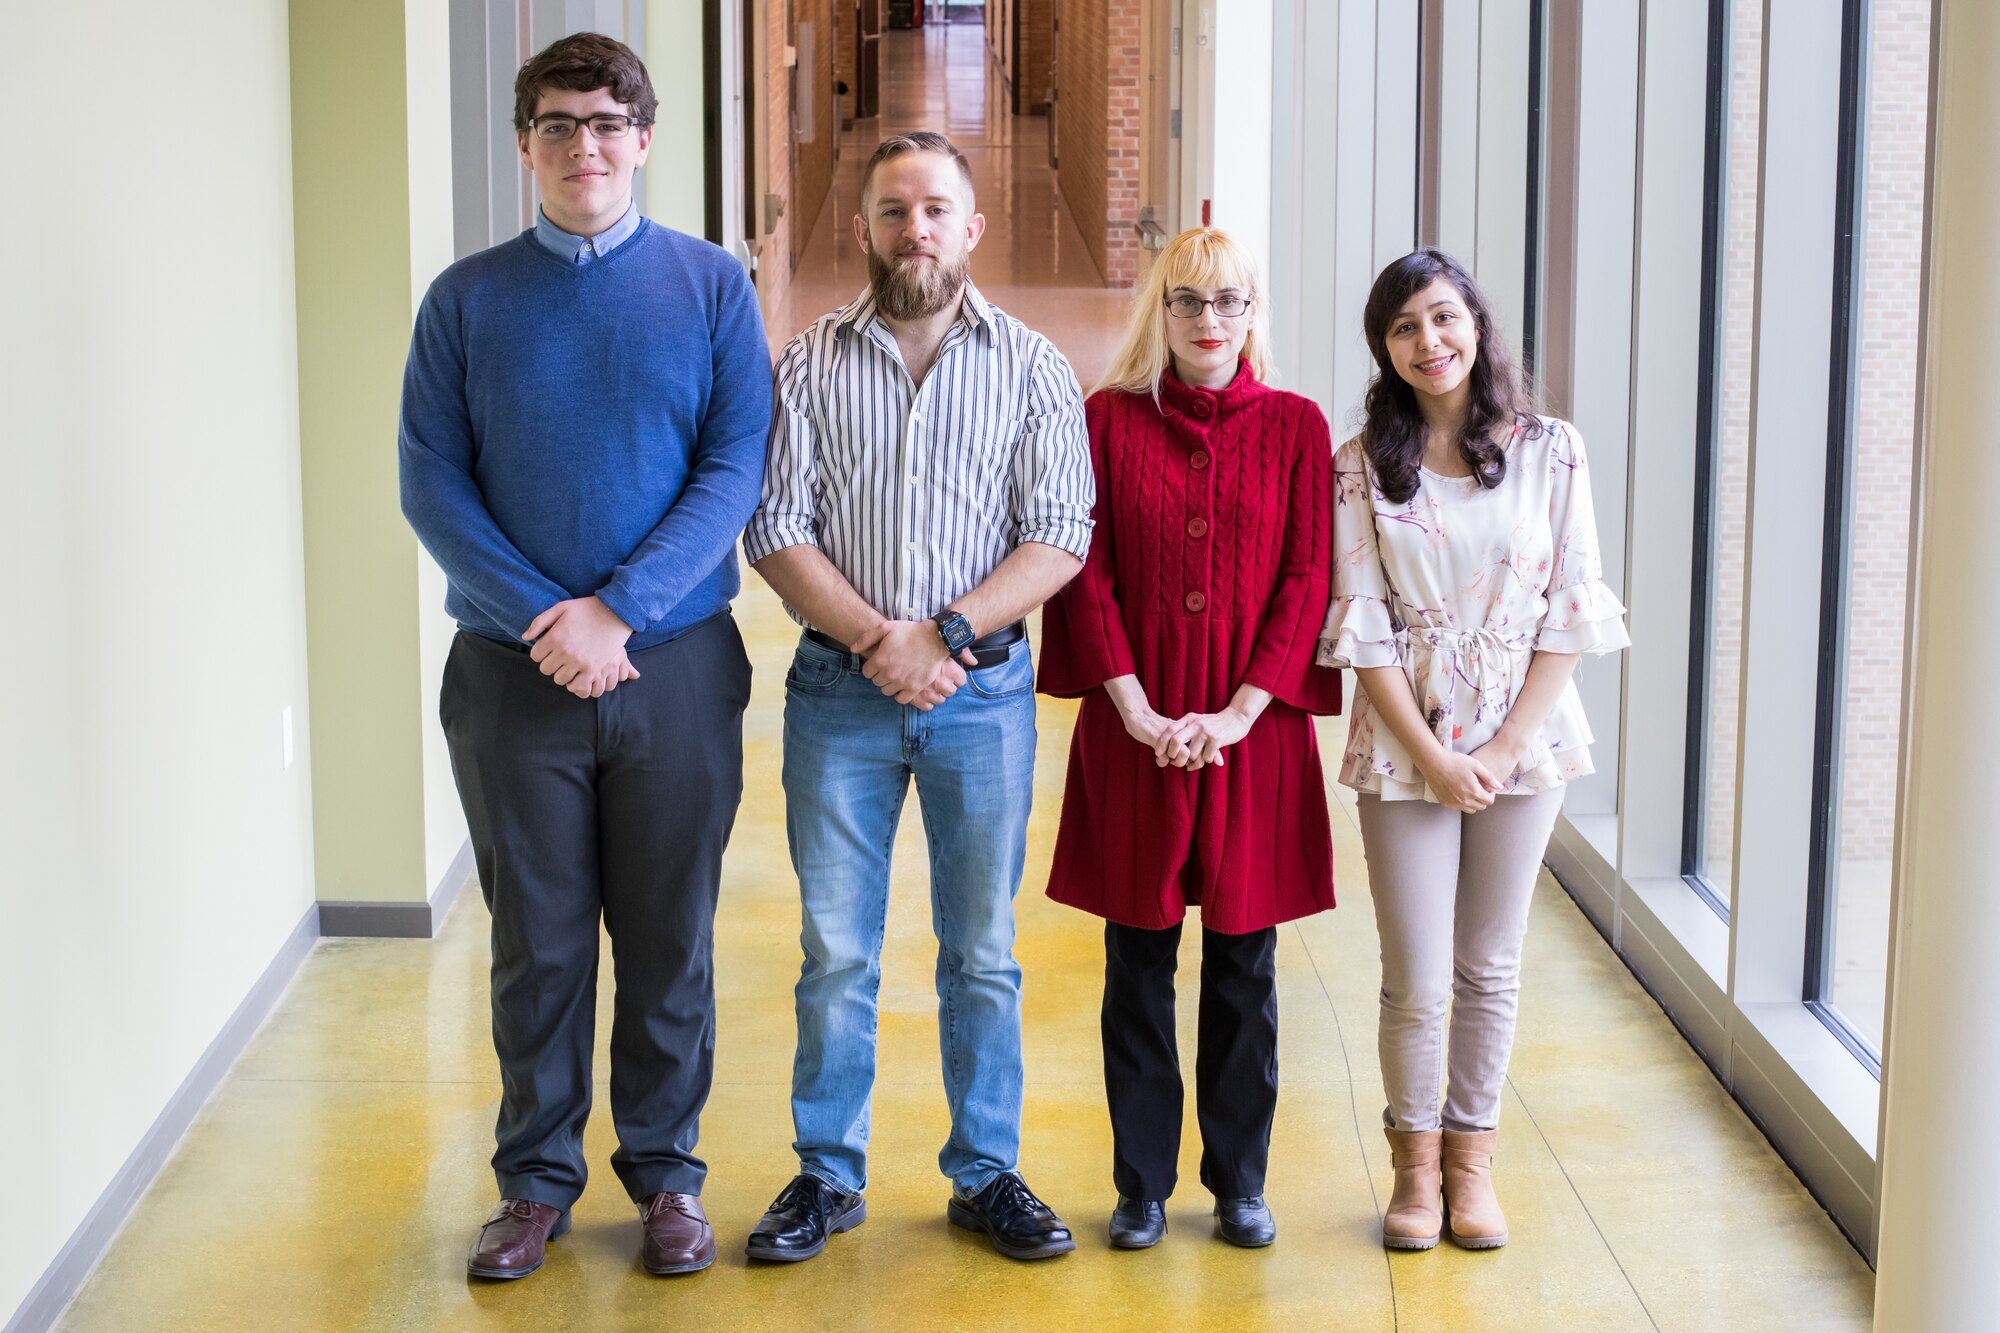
[{"xmin": 936, "ymin": 613, "xmax": 973, "ymax": 650}]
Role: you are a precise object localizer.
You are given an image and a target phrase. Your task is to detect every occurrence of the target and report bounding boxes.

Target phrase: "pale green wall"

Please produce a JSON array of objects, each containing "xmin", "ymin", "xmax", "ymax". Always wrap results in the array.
[
  {"xmin": 292, "ymin": 0, "xmax": 463, "ymax": 904},
  {"xmin": 648, "ymin": 0, "xmax": 709, "ymax": 236},
  {"xmin": 404, "ymin": 0, "xmax": 472, "ymax": 893},
  {"xmin": 0, "ymin": 0, "xmax": 318, "ymax": 1317}
]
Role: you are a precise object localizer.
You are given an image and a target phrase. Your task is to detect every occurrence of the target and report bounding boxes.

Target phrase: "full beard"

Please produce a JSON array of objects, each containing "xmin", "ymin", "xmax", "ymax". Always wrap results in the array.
[{"xmin": 867, "ymin": 245, "xmax": 969, "ymax": 321}]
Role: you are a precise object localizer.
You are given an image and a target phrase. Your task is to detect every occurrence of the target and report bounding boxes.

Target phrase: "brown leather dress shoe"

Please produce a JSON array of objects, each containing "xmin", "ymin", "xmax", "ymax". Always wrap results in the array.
[
  {"xmin": 639, "ymin": 1192, "xmax": 716, "ymax": 1275},
  {"xmin": 467, "ymin": 1198, "xmax": 570, "ymax": 1279}
]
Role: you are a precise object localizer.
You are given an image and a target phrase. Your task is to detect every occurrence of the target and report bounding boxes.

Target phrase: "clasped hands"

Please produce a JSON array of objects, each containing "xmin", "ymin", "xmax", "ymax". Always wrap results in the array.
[
  {"xmin": 525, "ymin": 596, "xmax": 639, "ymax": 699},
  {"xmin": 1116, "ymin": 699, "xmax": 1254, "ymax": 772},
  {"xmin": 1421, "ymin": 733, "xmax": 1528, "ymax": 813},
  {"xmin": 853, "ymin": 619, "xmax": 977, "ymax": 709}
]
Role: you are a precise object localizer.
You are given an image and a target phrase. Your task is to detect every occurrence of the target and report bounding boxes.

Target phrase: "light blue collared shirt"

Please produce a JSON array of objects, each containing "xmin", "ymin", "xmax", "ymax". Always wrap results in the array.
[{"xmin": 532, "ymin": 199, "xmax": 642, "ymax": 264}]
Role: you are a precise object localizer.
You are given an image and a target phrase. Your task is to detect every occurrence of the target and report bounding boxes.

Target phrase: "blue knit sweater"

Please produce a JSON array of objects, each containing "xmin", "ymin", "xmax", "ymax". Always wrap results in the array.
[{"xmin": 399, "ymin": 220, "xmax": 771, "ymax": 650}]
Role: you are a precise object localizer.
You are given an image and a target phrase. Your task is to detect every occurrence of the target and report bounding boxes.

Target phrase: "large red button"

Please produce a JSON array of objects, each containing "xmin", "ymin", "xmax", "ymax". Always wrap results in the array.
[
  {"xmin": 1192, "ymin": 399, "xmax": 1213, "ymax": 419},
  {"xmin": 1187, "ymin": 517, "xmax": 1208, "ymax": 538},
  {"xmin": 1185, "ymin": 591, "xmax": 1206, "ymax": 612},
  {"xmin": 1190, "ymin": 450, "xmax": 1210, "ymax": 470}
]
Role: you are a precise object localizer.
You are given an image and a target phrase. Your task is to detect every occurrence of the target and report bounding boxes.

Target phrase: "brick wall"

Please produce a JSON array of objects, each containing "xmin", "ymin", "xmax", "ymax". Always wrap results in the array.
[
  {"xmin": 1017, "ymin": 0, "xmax": 1054, "ymax": 114},
  {"xmin": 761, "ymin": 0, "xmax": 840, "ymax": 309},
  {"xmin": 835, "ymin": 0, "xmax": 858, "ymax": 126},
  {"xmin": 792, "ymin": 0, "xmax": 839, "ymax": 250},
  {"xmin": 985, "ymin": 0, "xmax": 1012, "ymax": 100},
  {"xmin": 765, "ymin": 0, "xmax": 795, "ymax": 303},
  {"xmin": 1055, "ymin": 0, "xmax": 1140, "ymax": 285}
]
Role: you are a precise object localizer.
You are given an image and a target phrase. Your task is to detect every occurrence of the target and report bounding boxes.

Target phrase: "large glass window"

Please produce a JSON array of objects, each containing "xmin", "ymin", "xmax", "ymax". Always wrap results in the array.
[
  {"xmin": 1686, "ymin": 0, "xmax": 1761, "ymax": 917},
  {"xmin": 1810, "ymin": 0, "xmax": 1933, "ymax": 1060}
]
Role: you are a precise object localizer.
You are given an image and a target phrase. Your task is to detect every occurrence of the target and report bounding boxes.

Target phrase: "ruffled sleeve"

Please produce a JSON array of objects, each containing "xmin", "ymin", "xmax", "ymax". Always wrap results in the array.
[
  {"xmin": 1316, "ymin": 439, "xmax": 1402, "ymax": 668},
  {"xmin": 1242, "ymin": 403, "xmax": 1342, "ymax": 715},
  {"xmin": 1038, "ymin": 396, "xmax": 1140, "ymax": 697},
  {"xmin": 1536, "ymin": 422, "xmax": 1631, "ymax": 655}
]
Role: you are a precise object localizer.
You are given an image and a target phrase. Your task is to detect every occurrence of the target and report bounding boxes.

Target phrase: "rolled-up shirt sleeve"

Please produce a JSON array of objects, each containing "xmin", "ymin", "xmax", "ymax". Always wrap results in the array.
[
  {"xmin": 742, "ymin": 336, "xmax": 821, "ymax": 564},
  {"xmin": 1007, "ymin": 339, "xmax": 1095, "ymax": 559}
]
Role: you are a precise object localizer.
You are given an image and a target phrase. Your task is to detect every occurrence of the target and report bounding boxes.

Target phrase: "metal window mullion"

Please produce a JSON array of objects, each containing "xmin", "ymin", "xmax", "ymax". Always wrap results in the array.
[
  {"xmin": 1682, "ymin": 0, "xmax": 1734, "ymax": 921},
  {"xmin": 1802, "ymin": 0, "xmax": 1872, "ymax": 1010}
]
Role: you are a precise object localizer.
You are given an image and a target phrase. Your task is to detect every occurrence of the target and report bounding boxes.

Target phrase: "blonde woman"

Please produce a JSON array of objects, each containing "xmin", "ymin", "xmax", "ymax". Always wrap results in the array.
[{"xmin": 1038, "ymin": 228, "xmax": 1341, "ymax": 1250}]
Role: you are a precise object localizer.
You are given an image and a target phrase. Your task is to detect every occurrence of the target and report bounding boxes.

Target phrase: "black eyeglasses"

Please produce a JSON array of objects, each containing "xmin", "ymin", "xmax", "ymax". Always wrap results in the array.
[
  {"xmin": 1164, "ymin": 293, "xmax": 1252, "ymax": 318},
  {"xmin": 529, "ymin": 114, "xmax": 645, "ymax": 141}
]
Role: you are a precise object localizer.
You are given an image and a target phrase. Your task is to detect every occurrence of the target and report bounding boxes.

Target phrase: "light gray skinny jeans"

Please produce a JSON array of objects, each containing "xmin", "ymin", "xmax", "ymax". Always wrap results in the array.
[{"xmin": 1355, "ymin": 789, "xmax": 1564, "ymax": 1133}]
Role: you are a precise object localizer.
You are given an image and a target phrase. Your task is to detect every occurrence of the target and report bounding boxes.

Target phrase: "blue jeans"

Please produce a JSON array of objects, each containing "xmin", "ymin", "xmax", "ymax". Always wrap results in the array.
[{"xmin": 781, "ymin": 631, "xmax": 1038, "ymax": 1196}]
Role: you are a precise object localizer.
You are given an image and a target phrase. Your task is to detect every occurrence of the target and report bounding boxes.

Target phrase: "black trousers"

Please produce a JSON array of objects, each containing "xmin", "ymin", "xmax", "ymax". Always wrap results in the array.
[
  {"xmin": 440, "ymin": 614, "xmax": 750, "ymax": 1209},
  {"xmin": 1102, "ymin": 920, "xmax": 1279, "ymax": 1202}
]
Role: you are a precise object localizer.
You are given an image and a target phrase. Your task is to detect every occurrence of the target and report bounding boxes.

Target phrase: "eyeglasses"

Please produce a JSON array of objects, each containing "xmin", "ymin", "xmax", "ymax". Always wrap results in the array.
[
  {"xmin": 1164, "ymin": 293, "xmax": 1252, "ymax": 318},
  {"xmin": 529, "ymin": 113, "xmax": 645, "ymax": 141}
]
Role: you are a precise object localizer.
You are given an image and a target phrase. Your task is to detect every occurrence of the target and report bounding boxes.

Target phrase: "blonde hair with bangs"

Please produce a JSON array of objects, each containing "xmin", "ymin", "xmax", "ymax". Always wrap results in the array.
[{"xmin": 1093, "ymin": 227, "xmax": 1272, "ymax": 399}]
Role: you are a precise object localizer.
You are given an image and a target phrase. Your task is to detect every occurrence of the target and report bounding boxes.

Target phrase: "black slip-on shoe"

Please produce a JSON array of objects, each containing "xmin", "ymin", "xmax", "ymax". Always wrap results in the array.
[
  {"xmin": 745, "ymin": 1173, "xmax": 866, "ymax": 1262},
  {"xmin": 1109, "ymin": 1195, "xmax": 1167, "ymax": 1249},
  {"xmin": 1213, "ymin": 1195, "xmax": 1276, "ymax": 1248}
]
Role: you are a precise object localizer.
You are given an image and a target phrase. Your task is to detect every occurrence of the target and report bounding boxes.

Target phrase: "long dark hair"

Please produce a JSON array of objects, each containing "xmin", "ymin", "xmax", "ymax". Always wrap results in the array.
[{"xmin": 1359, "ymin": 249, "xmax": 1537, "ymax": 504}]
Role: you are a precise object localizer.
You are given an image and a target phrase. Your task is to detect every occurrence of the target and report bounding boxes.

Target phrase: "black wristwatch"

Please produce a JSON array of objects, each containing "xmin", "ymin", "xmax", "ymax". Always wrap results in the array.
[{"xmin": 932, "ymin": 608, "xmax": 976, "ymax": 654}]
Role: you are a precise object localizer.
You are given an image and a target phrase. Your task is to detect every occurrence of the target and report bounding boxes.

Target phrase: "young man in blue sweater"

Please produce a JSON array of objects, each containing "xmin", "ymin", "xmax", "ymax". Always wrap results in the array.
[{"xmin": 398, "ymin": 32, "xmax": 771, "ymax": 1281}]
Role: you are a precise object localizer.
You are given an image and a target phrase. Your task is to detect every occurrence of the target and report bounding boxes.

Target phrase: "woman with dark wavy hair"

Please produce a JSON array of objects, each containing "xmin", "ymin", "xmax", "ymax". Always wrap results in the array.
[{"xmin": 1317, "ymin": 249, "xmax": 1628, "ymax": 1252}]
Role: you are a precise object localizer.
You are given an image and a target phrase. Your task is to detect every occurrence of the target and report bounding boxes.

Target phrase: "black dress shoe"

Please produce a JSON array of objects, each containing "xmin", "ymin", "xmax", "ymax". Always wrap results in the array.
[
  {"xmin": 1109, "ymin": 1195, "xmax": 1166, "ymax": 1249},
  {"xmin": 745, "ymin": 1173, "xmax": 866, "ymax": 1262},
  {"xmin": 1214, "ymin": 1195, "xmax": 1276, "ymax": 1247},
  {"xmin": 947, "ymin": 1172, "xmax": 1077, "ymax": 1260}
]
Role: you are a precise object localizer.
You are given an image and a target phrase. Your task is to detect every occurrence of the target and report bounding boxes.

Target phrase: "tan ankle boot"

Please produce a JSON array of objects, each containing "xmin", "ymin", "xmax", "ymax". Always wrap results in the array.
[
  {"xmin": 1442, "ymin": 1129, "xmax": 1508, "ymax": 1248},
  {"xmin": 1381, "ymin": 1128, "xmax": 1443, "ymax": 1250}
]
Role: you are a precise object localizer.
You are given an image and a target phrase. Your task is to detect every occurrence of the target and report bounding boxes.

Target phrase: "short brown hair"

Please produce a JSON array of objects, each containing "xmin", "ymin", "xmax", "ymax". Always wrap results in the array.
[
  {"xmin": 860, "ymin": 132, "xmax": 976, "ymax": 208},
  {"xmin": 512, "ymin": 32, "xmax": 657, "ymax": 133}
]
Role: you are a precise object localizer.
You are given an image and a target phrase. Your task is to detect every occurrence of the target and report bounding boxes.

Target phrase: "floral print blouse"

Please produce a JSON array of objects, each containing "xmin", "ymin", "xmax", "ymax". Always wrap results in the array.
[{"xmin": 1316, "ymin": 416, "xmax": 1630, "ymax": 802}]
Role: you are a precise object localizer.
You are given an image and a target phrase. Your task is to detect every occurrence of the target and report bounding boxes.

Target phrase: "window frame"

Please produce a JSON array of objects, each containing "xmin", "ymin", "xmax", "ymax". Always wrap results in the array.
[
  {"xmin": 1680, "ymin": 0, "xmax": 1735, "ymax": 924},
  {"xmin": 1547, "ymin": 0, "xmax": 1890, "ymax": 1261}
]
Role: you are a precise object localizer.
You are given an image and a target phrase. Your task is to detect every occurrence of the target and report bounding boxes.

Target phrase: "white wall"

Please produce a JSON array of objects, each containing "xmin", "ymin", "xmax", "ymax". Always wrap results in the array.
[
  {"xmin": 647, "ymin": 0, "xmax": 710, "ymax": 238},
  {"xmin": 0, "ymin": 0, "xmax": 317, "ymax": 1319},
  {"xmin": 1209, "ymin": 0, "xmax": 1274, "ymax": 286},
  {"xmin": 1266, "ymin": 0, "xmax": 1420, "ymax": 429},
  {"xmin": 1544, "ymin": 0, "xmax": 1639, "ymax": 819},
  {"xmin": 1472, "ymin": 0, "xmax": 1532, "ymax": 351}
]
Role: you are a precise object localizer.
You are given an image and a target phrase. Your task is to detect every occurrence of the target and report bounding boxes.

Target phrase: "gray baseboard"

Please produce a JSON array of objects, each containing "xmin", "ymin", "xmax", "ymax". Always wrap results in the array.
[
  {"xmin": 8, "ymin": 841, "xmax": 478, "ymax": 1331},
  {"xmin": 5, "ymin": 901, "xmax": 321, "ymax": 1333},
  {"xmin": 319, "ymin": 840, "xmax": 475, "ymax": 939}
]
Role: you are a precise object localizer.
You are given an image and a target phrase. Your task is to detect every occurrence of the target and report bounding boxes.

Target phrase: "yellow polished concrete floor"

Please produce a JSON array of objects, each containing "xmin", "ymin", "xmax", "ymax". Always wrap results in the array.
[
  {"xmin": 55, "ymin": 575, "xmax": 1875, "ymax": 1331},
  {"xmin": 59, "ymin": 24, "xmax": 1873, "ymax": 1332}
]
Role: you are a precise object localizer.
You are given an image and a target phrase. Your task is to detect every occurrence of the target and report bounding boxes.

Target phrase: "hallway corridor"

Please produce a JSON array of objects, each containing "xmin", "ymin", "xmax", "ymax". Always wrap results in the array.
[
  {"xmin": 53, "ymin": 20, "xmax": 1876, "ymax": 1333},
  {"xmin": 764, "ymin": 22, "xmax": 1128, "ymax": 381}
]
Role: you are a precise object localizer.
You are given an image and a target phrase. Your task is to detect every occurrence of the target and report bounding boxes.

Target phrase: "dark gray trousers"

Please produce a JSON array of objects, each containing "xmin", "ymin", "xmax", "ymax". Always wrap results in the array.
[{"xmin": 440, "ymin": 613, "xmax": 750, "ymax": 1208}]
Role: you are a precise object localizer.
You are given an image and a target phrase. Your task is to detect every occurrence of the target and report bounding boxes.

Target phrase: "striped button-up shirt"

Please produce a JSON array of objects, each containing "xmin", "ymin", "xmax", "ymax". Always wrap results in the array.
[{"xmin": 744, "ymin": 282, "xmax": 1094, "ymax": 625}]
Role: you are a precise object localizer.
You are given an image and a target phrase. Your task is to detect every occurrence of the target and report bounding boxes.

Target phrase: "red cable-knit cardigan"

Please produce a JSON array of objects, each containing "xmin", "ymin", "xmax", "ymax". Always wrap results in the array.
[{"xmin": 1038, "ymin": 364, "xmax": 1341, "ymax": 933}]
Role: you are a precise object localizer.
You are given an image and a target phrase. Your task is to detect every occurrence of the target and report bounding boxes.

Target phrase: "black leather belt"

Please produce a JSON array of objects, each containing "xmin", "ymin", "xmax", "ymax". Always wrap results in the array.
[{"xmin": 806, "ymin": 621, "xmax": 1025, "ymax": 670}]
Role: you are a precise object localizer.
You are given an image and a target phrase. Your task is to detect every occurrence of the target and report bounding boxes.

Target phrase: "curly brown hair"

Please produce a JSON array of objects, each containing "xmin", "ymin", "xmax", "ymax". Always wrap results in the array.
[{"xmin": 512, "ymin": 32, "xmax": 657, "ymax": 133}]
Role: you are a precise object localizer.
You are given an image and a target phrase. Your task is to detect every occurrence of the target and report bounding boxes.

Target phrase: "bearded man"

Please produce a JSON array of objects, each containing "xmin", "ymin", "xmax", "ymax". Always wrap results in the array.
[{"xmin": 741, "ymin": 131, "xmax": 1093, "ymax": 1264}]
